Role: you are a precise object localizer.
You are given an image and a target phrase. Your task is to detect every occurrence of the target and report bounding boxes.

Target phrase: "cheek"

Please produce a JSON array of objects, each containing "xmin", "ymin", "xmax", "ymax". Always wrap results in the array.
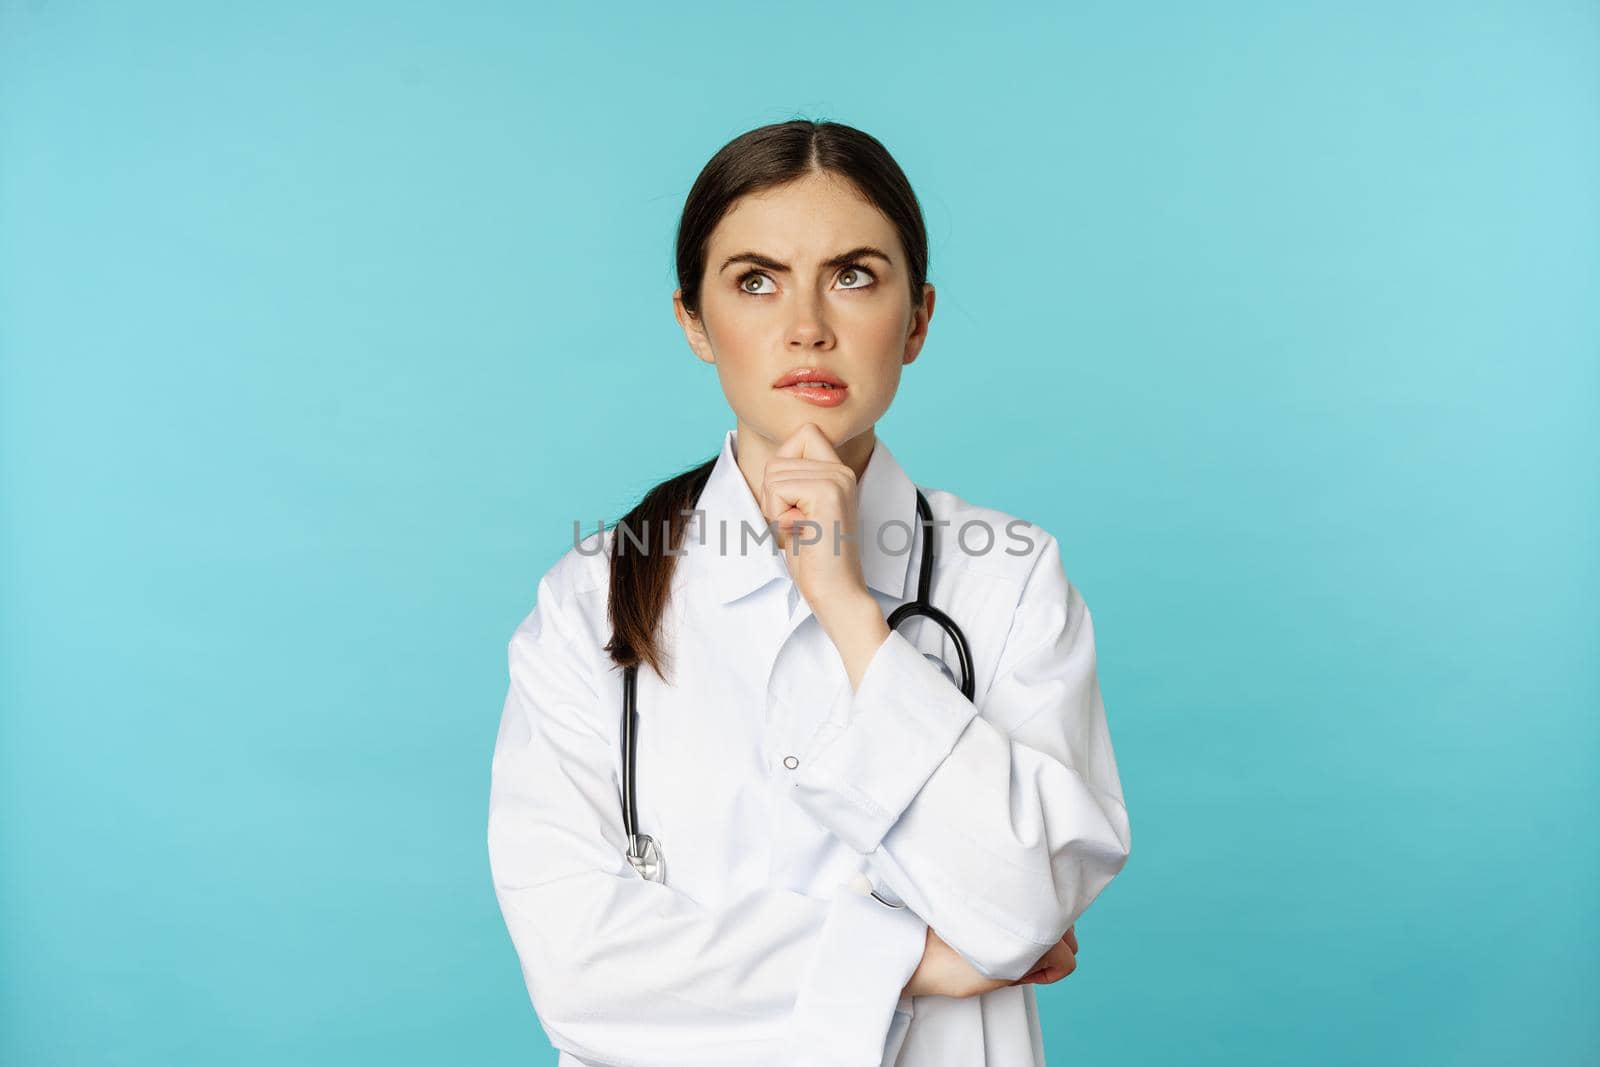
[
  {"xmin": 847, "ymin": 296, "xmax": 911, "ymax": 339},
  {"xmin": 857, "ymin": 311, "xmax": 912, "ymax": 367},
  {"xmin": 705, "ymin": 289, "xmax": 776, "ymax": 340},
  {"xmin": 721, "ymin": 315, "xmax": 768, "ymax": 355},
  {"xmin": 700, "ymin": 297, "xmax": 760, "ymax": 366}
]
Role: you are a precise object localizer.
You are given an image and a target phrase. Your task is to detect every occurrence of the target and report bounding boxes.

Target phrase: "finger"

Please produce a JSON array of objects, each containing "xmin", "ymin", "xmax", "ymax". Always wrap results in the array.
[
  {"xmin": 1042, "ymin": 939, "xmax": 1076, "ymax": 979},
  {"xmin": 763, "ymin": 483, "xmax": 807, "ymax": 527},
  {"xmin": 762, "ymin": 469, "xmax": 855, "ymax": 510},
  {"xmin": 776, "ymin": 421, "xmax": 840, "ymax": 462},
  {"xmin": 763, "ymin": 458, "xmax": 851, "ymax": 480},
  {"xmin": 1065, "ymin": 926, "xmax": 1078, "ymax": 954},
  {"xmin": 763, "ymin": 475, "xmax": 834, "ymax": 510},
  {"xmin": 763, "ymin": 471, "xmax": 854, "ymax": 499},
  {"xmin": 1024, "ymin": 968, "xmax": 1070, "ymax": 987},
  {"xmin": 1017, "ymin": 964, "xmax": 1062, "ymax": 986}
]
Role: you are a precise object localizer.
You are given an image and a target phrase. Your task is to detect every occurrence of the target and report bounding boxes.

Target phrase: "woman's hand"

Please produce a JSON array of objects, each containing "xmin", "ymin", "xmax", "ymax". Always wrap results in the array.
[
  {"xmin": 1012, "ymin": 926, "xmax": 1079, "ymax": 987},
  {"xmin": 901, "ymin": 926, "xmax": 1078, "ymax": 999},
  {"xmin": 759, "ymin": 422, "xmax": 870, "ymax": 612}
]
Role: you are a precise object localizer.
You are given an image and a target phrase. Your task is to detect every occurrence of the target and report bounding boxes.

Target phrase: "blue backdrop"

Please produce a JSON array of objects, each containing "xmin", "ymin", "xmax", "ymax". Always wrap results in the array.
[{"xmin": 2, "ymin": 2, "xmax": 1595, "ymax": 1063}]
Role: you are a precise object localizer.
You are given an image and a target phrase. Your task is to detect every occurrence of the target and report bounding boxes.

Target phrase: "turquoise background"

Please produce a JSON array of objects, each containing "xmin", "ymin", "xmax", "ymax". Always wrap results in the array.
[{"xmin": 2, "ymin": 1, "xmax": 1595, "ymax": 1063}]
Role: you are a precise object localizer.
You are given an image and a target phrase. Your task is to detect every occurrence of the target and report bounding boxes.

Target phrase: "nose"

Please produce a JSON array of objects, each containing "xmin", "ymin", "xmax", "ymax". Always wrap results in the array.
[{"xmin": 786, "ymin": 290, "xmax": 835, "ymax": 350}]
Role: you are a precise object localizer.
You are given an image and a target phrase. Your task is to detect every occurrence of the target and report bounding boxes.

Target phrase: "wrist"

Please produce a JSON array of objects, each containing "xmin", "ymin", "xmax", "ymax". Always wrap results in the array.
[
  {"xmin": 817, "ymin": 593, "xmax": 891, "ymax": 691},
  {"xmin": 813, "ymin": 588, "xmax": 885, "ymax": 647}
]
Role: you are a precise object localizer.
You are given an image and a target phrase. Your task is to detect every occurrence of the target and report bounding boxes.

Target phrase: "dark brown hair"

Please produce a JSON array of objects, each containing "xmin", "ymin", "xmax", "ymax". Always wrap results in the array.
[{"xmin": 603, "ymin": 118, "xmax": 930, "ymax": 683}]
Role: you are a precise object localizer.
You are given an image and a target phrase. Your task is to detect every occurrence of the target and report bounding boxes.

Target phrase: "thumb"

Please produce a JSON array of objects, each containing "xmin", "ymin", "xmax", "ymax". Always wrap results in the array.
[{"xmin": 776, "ymin": 421, "xmax": 840, "ymax": 462}]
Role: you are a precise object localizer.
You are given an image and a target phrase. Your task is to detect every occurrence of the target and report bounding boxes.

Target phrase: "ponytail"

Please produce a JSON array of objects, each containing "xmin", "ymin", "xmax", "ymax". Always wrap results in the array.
[{"xmin": 603, "ymin": 457, "xmax": 717, "ymax": 683}]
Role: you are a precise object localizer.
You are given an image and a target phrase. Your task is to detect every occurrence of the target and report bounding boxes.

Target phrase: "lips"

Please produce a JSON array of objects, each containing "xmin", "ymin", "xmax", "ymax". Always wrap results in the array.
[
  {"xmin": 772, "ymin": 368, "xmax": 847, "ymax": 390},
  {"xmin": 780, "ymin": 387, "xmax": 847, "ymax": 407}
]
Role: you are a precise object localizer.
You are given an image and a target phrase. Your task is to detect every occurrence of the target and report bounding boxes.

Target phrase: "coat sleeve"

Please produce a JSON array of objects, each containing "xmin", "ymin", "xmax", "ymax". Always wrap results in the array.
[
  {"xmin": 487, "ymin": 574, "xmax": 929, "ymax": 1067},
  {"xmin": 789, "ymin": 533, "xmax": 1133, "ymax": 982}
]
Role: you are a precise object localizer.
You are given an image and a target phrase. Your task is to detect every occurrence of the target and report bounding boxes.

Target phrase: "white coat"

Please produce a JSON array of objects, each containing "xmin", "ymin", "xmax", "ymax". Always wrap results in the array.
[{"xmin": 487, "ymin": 427, "xmax": 1132, "ymax": 1066}]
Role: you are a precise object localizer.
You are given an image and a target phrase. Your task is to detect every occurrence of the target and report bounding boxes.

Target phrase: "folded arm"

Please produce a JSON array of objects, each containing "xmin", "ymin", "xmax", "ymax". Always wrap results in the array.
[
  {"xmin": 792, "ymin": 534, "xmax": 1133, "ymax": 981},
  {"xmin": 488, "ymin": 575, "xmax": 928, "ymax": 1067}
]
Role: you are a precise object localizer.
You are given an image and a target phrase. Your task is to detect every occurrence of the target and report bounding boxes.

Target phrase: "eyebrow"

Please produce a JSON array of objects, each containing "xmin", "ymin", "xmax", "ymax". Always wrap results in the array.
[{"xmin": 717, "ymin": 245, "xmax": 894, "ymax": 276}]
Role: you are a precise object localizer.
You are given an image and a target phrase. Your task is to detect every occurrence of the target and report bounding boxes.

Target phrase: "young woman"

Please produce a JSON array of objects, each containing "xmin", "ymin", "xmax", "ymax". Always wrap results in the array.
[{"xmin": 487, "ymin": 120, "xmax": 1132, "ymax": 1067}]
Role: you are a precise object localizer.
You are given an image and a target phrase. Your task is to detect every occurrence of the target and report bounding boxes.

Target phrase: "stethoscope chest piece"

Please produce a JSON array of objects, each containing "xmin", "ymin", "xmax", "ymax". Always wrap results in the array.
[{"xmin": 627, "ymin": 832, "xmax": 664, "ymax": 883}]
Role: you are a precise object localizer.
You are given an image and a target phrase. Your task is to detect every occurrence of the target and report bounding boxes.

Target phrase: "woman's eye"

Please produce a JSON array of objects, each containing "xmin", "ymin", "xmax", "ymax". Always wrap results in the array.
[
  {"xmin": 737, "ymin": 265, "xmax": 876, "ymax": 295},
  {"xmin": 837, "ymin": 265, "xmax": 876, "ymax": 290}
]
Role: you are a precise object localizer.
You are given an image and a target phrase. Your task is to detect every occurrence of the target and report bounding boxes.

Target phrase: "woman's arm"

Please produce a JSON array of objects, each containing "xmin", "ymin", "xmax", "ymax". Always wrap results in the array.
[
  {"xmin": 487, "ymin": 574, "xmax": 928, "ymax": 1067},
  {"xmin": 796, "ymin": 533, "xmax": 1133, "ymax": 982}
]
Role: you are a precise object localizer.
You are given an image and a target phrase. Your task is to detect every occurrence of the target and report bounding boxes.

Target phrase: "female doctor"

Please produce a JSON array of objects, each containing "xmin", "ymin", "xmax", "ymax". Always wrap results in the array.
[{"xmin": 487, "ymin": 119, "xmax": 1133, "ymax": 1067}]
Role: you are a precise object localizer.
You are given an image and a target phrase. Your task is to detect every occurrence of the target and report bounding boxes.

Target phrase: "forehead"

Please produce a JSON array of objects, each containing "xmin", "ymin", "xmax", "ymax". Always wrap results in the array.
[{"xmin": 708, "ymin": 172, "xmax": 900, "ymax": 262}]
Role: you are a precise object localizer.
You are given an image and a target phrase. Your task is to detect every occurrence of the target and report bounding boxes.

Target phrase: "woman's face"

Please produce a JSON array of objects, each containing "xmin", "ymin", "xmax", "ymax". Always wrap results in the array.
[{"xmin": 674, "ymin": 171, "xmax": 935, "ymax": 458}]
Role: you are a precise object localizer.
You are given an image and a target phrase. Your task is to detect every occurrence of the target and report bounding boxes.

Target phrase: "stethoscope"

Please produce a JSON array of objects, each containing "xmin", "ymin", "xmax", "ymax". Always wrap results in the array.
[{"xmin": 619, "ymin": 488, "xmax": 974, "ymax": 885}]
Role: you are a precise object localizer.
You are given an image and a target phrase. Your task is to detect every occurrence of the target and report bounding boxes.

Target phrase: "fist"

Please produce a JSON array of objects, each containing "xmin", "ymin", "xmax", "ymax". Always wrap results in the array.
[{"xmin": 759, "ymin": 422, "xmax": 869, "ymax": 609}]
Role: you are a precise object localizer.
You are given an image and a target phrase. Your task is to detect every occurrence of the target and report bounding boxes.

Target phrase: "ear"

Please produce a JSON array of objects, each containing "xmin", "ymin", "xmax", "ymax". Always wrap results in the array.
[
  {"xmin": 902, "ymin": 283, "xmax": 935, "ymax": 366},
  {"xmin": 673, "ymin": 288, "xmax": 716, "ymax": 366}
]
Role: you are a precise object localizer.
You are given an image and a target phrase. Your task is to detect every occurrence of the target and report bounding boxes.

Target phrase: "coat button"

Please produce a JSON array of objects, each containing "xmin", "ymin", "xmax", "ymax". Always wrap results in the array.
[{"xmin": 783, "ymin": 755, "xmax": 799, "ymax": 769}]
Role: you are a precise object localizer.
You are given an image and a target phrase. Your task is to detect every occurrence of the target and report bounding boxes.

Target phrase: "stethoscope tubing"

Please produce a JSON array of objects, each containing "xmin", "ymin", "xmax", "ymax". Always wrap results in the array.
[{"xmin": 619, "ymin": 488, "xmax": 972, "ymax": 880}]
